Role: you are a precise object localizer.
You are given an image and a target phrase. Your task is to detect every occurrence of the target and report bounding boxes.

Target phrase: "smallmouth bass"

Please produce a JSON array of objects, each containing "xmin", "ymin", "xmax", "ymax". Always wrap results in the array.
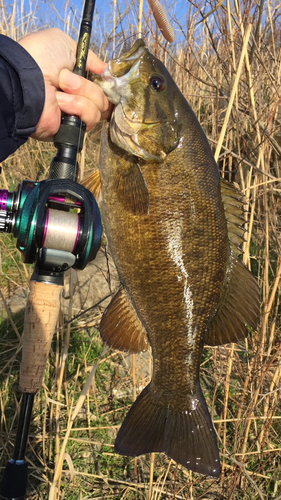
[{"xmin": 84, "ymin": 39, "xmax": 260, "ymax": 477}]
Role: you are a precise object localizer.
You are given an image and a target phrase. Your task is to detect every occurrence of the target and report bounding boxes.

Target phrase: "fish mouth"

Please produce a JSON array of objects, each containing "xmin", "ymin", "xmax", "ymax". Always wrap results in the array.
[
  {"xmin": 109, "ymin": 39, "xmax": 146, "ymax": 77},
  {"xmin": 96, "ymin": 38, "xmax": 177, "ymax": 161},
  {"xmin": 93, "ymin": 39, "xmax": 147, "ymax": 107}
]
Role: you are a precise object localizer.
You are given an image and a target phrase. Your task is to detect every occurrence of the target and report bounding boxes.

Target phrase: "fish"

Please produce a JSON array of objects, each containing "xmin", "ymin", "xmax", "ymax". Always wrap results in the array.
[{"xmin": 83, "ymin": 39, "xmax": 260, "ymax": 477}]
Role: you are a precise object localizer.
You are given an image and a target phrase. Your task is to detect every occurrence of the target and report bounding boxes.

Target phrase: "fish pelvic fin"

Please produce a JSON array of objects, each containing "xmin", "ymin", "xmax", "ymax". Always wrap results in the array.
[
  {"xmin": 115, "ymin": 382, "xmax": 221, "ymax": 478},
  {"xmin": 100, "ymin": 287, "xmax": 149, "ymax": 353},
  {"xmin": 81, "ymin": 169, "xmax": 102, "ymax": 203}
]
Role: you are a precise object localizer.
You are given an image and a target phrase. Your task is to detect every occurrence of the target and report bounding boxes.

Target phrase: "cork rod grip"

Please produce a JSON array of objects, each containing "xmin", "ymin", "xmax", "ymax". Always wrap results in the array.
[{"xmin": 19, "ymin": 281, "xmax": 62, "ymax": 393}]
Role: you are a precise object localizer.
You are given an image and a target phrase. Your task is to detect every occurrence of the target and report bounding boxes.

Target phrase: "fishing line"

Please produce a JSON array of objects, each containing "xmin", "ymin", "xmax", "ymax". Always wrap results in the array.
[
  {"xmin": 112, "ymin": 32, "xmax": 143, "ymax": 58},
  {"xmin": 111, "ymin": 0, "xmax": 175, "ymax": 59}
]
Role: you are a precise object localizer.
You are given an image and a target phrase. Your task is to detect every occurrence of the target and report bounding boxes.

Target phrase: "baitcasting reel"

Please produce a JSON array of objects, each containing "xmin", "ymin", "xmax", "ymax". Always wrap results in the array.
[{"xmin": 0, "ymin": 178, "xmax": 102, "ymax": 281}]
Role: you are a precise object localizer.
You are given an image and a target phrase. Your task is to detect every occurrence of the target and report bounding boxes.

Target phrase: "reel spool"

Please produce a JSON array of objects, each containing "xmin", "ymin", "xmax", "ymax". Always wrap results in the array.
[{"xmin": 0, "ymin": 179, "xmax": 102, "ymax": 277}]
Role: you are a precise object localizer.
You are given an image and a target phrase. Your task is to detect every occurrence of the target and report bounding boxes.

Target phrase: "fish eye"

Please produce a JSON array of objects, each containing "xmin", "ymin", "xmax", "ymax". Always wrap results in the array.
[{"xmin": 150, "ymin": 75, "xmax": 165, "ymax": 91}]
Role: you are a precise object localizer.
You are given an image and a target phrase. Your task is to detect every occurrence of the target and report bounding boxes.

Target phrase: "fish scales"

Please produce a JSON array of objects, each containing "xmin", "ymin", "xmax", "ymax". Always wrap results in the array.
[
  {"xmin": 101, "ymin": 138, "xmax": 227, "ymax": 397},
  {"xmin": 84, "ymin": 39, "xmax": 260, "ymax": 477}
]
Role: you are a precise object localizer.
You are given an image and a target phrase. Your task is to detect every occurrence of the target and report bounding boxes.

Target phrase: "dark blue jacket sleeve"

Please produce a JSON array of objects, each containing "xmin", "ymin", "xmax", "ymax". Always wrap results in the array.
[{"xmin": 0, "ymin": 35, "xmax": 45, "ymax": 162}]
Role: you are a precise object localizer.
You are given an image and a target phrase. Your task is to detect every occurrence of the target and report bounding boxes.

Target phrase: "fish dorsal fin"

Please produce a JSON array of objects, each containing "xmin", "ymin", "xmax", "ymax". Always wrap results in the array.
[
  {"xmin": 220, "ymin": 178, "xmax": 246, "ymax": 255},
  {"xmin": 114, "ymin": 156, "xmax": 149, "ymax": 215},
  {"xmin": 205, "ymin": 179, "xmax": 260, "ymax": 346},
  {"xmin": 100, "ymin": 287, "xmax": 149, "ymax": 353},
  {"xmin": 82, "ymin": 169, "xmax": 102, "ymax": 203}
]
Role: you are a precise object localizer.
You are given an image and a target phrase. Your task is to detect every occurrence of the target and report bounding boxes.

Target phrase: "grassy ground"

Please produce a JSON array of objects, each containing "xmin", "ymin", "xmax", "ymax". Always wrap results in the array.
[{"xmin": 1, "ymin": 0, "xmax": 281, "ymax": 498}]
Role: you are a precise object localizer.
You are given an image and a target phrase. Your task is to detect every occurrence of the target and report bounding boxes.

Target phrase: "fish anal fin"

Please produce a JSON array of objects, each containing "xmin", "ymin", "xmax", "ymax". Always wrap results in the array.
[
  {"xmin": 115, "ymin": 382, "xmax": 221, "ymax": 478},
  {"xmin": 205, "ymin": 256, "xmax": 260, "ymax": 346},
  {"xmin": 82, "ymin": 169, "xmax": 102, "ymax": 203},
  {"xmin": 100, "ymin": 288, "xmax": 149, "ymax": 353}
]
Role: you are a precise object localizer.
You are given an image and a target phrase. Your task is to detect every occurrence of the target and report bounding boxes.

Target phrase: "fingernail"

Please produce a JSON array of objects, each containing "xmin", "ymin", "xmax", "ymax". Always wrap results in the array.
[
  {"xmin": 61, "ymin": 69, "xmax": 81, "ymax": 89},
  {"xmin": 56, "ymin": 91, "xmax": 73, "ymax": 103}
]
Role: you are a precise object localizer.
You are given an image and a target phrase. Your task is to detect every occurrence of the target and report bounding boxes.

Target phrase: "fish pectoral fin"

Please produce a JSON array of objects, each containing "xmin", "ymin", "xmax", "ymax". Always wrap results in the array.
[
  {"xmin": 100, "ymin": 287, "xmax": 149, "ymax": 353},
  {"xmin": 115, "ymin": 382, "xmax": 221, "ymax": 478},
  {"xmin": 81, "ymin": 169, "xmax": 102, "ymax": 203},
  {"xmin": 205, "ymin": 255, "xmax": 260, "ymax": 346},
  {"xmin": 114, "ymin": 158, "xmax": 149, "ymax": 215}
]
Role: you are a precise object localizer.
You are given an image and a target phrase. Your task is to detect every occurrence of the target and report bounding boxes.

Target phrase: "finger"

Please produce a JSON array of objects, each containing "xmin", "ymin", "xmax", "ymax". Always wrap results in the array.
[
  {"xmin": 59, "ymin": 69, "xmax": 109, "ymax": 111},
  {"xmin": 56, "ymin": 92, "xmax": 113, "ymax": 130},
  {"xmin": 19, "ymin": 29, "xmax": 77, "ymax": 78},
  {"xmin": 86, "ymin": 50, "xmax": 107, "ymax": 74},
  {"xmin": 31, "ymin": 86, "xmax": 62, "ymax": 142},
  {"xmin": 59, "ymin": 69, "xmax": 109, "ymax": 114}
]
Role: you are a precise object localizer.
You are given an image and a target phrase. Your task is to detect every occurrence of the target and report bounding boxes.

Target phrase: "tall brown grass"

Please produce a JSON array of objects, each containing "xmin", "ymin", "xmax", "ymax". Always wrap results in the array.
[{"xmin": 1, "ymin": 0, "xmax": 281, "ymax": 498}]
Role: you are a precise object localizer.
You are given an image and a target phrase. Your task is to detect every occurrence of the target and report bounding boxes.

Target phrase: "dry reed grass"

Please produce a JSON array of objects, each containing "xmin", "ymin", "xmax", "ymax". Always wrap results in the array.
[{"xmin": 0, "ymin": 0, "xmax": 281, "ymax": 498}]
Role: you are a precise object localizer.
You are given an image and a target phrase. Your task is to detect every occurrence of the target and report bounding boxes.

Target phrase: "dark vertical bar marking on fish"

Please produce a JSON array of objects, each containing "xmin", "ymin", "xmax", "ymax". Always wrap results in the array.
[{"xmin": 148, "ymin": 0, "xmax": 175, "ymax": 43}]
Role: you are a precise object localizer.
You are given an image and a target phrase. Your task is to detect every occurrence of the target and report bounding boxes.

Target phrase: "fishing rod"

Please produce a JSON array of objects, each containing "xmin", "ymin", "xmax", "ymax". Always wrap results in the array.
[{"xmin": 0, "ymin": 0, "xmax": 101, "ymax": 498}]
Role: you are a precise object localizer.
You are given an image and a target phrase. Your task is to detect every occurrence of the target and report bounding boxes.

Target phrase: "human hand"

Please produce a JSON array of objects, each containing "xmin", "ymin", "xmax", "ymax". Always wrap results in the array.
[{"xmin": 19, "ymin": 28, "xmax": 113, "ymax": 141}]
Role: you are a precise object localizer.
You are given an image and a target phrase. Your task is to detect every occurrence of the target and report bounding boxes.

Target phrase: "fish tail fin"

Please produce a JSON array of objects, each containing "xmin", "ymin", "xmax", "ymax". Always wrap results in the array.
[{"xmin": 115, "ymin": 382, "xmax": 220, "ymax": 478}]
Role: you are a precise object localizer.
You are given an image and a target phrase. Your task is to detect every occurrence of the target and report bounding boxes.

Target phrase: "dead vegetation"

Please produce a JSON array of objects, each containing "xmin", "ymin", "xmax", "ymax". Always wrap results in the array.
[{"xmin": 0, "ymin": 0, "xmax": 281, "ymax": 498}]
